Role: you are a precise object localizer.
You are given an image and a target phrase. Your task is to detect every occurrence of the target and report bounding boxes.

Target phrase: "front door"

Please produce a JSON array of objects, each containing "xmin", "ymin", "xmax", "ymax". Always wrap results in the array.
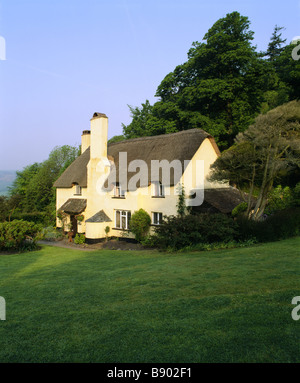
[{"xmin": 70, "ymin": 215, "xmax": 78, "ymax": 236}]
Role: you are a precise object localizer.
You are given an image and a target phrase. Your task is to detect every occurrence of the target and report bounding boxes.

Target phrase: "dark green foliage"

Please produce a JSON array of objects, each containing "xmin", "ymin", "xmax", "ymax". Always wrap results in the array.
[
  {"xmin": 9, "ymin": 212, "xmax": 48, "ymax": 225},
  {"xmin": 123, "ymin": 100, "xmax": 155, "ymax": 138},
  {"xmin": 123, "ymin": 15, "xmax": 298, "ymax": 150},
  {"xmin": 9, "ymin": 145, "xmax": 80, "ymax": 213},
  {"xmin": 8, "ymin": 145, "xmax": 80, "ymax": 226},
  {"xmin": 0, "ymin": 220, "xmax": 42, "ymax": 252},
  {"xmin": 293, "ymin": 182, "xmax": 300, "ymax": 206},
  {"xmin": 264, "ymin": 25, "xmax": 287, "ymax": 61},
  {"xmin": 129, "ymin": 209, "xmax": 151, "ymax": 242},
  {"xmin": 273, "ymin": 43, "xmax": 300, "ymax": 100},
  {"xmin": 152, "ymin": 213, "xmax": 239, "ymax": 250},
  {"xmin": 123, "ymin": 12, "xmax": 281, "ymax": 149},
  {"xmin": 236, "ymin": 207, "xmax": 300, "ymax": 242}
]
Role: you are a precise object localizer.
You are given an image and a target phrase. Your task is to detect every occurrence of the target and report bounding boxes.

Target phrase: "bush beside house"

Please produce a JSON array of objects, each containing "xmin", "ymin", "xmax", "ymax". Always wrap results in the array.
[{"xmin": 0, "ymin": 220, "xmax": 42, "ymax": 252}]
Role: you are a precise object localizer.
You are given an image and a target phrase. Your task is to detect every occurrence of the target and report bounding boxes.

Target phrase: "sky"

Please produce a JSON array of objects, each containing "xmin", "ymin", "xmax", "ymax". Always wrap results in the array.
[{"xmin": 0, "ymin": 0, "xmax": 299, "ymax": 171}]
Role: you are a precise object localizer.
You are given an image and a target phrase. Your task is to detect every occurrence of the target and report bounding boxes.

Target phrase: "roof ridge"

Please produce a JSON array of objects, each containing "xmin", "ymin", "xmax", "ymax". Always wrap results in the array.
[{"xmin": 108, "ymin": 128, "xmax": 210, "ymax": 147}]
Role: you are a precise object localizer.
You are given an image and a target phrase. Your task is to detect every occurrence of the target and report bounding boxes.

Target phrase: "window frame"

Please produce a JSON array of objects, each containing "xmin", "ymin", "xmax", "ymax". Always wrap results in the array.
[
  {"xmin": 152, "ymin": 212, "xmax": 163, "ymax": 225},
  {"xmin": 114, "ymin": 210, "xmax": 131, "ymax": 230},
  {"xmin": 74, "ymin": 184, "xmax": 82, "ymax": 196},
  {"xmin": 152, "ymin": 181, "xmax": 164, "ymax": 198},
  {"xmin": 113, "ymin": 183, "xmax": 126, "ymax": 198}
]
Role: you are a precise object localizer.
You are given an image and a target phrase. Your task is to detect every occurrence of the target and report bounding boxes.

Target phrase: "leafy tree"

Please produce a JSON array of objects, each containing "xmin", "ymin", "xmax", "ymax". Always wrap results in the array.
[
  {"xmin": 123, "ymin": 12, "xmax": 271, "ymax": 148},
  {"xmin": 209, "ymin": 101, "xmax": 300, "ymax": 220},
  {"xmin": 273, "ymin": 43, "xmax": 300, "ymax": 100},
  {"xmin": 265, "ymin": 25, "xmax": 287, "ymax": 61},
  {"xmin": 9, "ymin": 145, "xmax": 80, "ymax": 215},
  {"xmin": 123, "ymin": 100, "xmax": 154, "ymax": 138}
]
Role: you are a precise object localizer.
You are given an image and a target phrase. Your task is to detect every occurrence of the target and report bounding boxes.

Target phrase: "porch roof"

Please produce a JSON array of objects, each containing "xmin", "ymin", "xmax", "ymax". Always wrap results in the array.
[{"xmin": 58, "ymin": 198, "xmax": 87, "ymax": 214}]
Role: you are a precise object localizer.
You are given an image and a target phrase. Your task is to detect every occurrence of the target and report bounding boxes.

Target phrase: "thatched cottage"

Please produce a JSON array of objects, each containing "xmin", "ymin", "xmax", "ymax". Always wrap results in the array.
[{"xmin": 54, "ymin": 112, "xmax": 243, "ymax": 241}]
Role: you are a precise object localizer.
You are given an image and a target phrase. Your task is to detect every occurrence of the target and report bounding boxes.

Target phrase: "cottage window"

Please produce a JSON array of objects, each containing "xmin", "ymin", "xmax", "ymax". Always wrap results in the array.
[
  {"xmin": 152, "ymin": 182, "xmax": 164, "ymax": 197},
  {"xmin": 114, "ymin": 183, "xmax": 126, "ymax": 198},
  {"xmin": 74, "ymin": 185, "xmax": 82, "ymax": 195},
  {"xmin": 152, "ymin": 212, "xmax": 163, "ymax": 225},
  {"xmin": 115, "ymin": 210, "xmax": 131, "ymax": 230}
]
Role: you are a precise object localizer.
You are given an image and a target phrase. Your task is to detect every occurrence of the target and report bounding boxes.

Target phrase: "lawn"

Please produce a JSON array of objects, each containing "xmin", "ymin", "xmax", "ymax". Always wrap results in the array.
[{"xmin": 0, "ymin": 238, "xmax": 299, "ymax": 363}]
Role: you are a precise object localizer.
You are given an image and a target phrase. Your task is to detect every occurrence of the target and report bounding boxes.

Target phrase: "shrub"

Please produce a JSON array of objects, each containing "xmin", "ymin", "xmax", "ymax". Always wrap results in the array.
[
  {"xmin": 129, "ymin": 209, "xmax": 151, "ymax": 242},
  {"xmin": 152, "ymin": 213, "xmax": 239, "ymax": 250},
  {"xmin": 9, "ymin": 210, "xmax": 56, "ymax": 227},
  {"xmin": 9, "ymin": 212, "xmax": 47, "ymax": 224},
  {"xmin": 292, "ymin": 182, "xmax": 300, "ymax": 207},
  {"xmin": 41, "ymin": 227, "xmax": 63, "ymax": 241},
  {"xmin": 0, "ymin": 220, "xmax": 42, "ymax": 252},
  {"xmin": 232, "ymin": 202, "xmax": 248, "ymax": 217},
  {"xmin": 236, "ymin": 207, "xmax": 300, "ymax": 242},
  {"xmin": 265, "ymin": 185, "xmax": 293, "ymax": 215},
  {"xmin": 74, "ymin": 233, "xmax": 86, "ymax": 244}
]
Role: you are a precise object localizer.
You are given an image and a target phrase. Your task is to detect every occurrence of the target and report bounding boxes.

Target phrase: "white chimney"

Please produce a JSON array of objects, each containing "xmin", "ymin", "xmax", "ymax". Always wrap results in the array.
[
  {"xmin": 90, "ymin": 113, "xmax": 108, "ymax": 159},
  {"xmin": 81, "ymin": 130, "xmax": 91, "ymax": 154}
]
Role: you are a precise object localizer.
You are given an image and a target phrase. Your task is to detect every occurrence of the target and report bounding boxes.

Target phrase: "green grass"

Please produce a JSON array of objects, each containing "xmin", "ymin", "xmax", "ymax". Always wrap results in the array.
[{"xmin": 0, "ymin": 238, "xmax": 299, "ymax": 363}]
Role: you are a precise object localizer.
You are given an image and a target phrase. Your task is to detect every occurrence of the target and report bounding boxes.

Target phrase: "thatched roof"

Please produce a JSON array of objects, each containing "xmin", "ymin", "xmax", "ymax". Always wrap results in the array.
[
  {"xmin": 54, "ymin": 129, "xmax": 214, "ymax": 188},
  {"xmin": 192, "ymin": 187, "xmax": 245, "ymax": 214},
  {"xmin": 108, "ymin": 129, "xmax": 213, "ymax": 188},
  {"xmin": 86, "ymin": 210, "xmax": 112, "ymax": 223},
  {"xmin": 54, "ymin": 149, "xmax": 90, "ymax": 188},
  {"xmin": 58, "ymin": 198, "xmax": 87, "ymax": 214}
]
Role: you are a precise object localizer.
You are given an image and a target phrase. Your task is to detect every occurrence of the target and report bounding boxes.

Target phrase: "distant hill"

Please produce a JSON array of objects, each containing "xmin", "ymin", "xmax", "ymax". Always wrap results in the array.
[{"xmin": 0, "ymin": 171, "xmax": 17, "ymax": 196}]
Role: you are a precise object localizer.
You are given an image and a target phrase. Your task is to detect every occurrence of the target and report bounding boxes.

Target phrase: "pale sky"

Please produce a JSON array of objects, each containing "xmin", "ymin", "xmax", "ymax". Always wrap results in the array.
[{"xmin": 0, "ymin": 0, "xmax": 299, "ymax": 171}]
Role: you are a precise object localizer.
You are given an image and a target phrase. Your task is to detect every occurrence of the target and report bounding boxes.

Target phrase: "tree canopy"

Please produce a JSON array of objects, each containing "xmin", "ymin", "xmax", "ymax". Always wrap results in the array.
[
  {"xmin": 9, "ymin": 145, "xmax": 80, "ymax": 217},
  {"xmin": 122, "ymin": 12, "xmax": 299, "ymax": 149}
]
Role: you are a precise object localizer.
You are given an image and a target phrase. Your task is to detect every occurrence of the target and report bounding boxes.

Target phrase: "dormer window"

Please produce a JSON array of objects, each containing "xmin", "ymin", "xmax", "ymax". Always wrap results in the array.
[
  {"xmin": 114, "ymin": 183, "xmax": 125, "ymax": 198},
  {"xmin": 74, "ymin": 184, "xmax": 82, "ymax": 196},
  {"xmin": 152, "ymin": 181, "xmax": 164, "ymax": 197}
]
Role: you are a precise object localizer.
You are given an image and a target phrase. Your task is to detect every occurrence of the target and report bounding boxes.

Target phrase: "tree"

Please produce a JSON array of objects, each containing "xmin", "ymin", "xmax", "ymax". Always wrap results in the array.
[
  {"xmin": 123, "ymin": 100, "xmax": 154, "ymax": 138},
  {"xmin": 209, "ymin": 101, "xmax": 300, "ymax": 220},
  {"xmin": 265, "ymin": 25, "xmax": 287, "ymax": 61},
  {"xmin": 123, "ymin": 12, "xmax": 272, "ymax": 148},
  {"xmin": 10, "ymin": 145, "xmax": 80, "ymax": 214},
  {"xmin": 273, "ymin": 43, "xmax": 300, "ymax": 101}
]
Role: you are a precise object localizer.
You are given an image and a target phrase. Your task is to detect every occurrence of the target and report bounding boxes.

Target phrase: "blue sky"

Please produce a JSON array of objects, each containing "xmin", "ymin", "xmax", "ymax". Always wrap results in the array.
[{"xmin": 0, "ymin": 0, "xmax": 299, "ymax": 171}]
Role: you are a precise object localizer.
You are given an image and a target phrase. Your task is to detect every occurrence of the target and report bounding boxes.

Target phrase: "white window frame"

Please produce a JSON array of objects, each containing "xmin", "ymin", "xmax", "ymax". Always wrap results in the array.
[
  {"xmin": 152, "ymin": 181, "xmax": 164, "ymax": 197},
  {"xmin": 115, "ymin": 210, "xmax": 131, "ymax": 230},
  {"xmin": 114, "ymin": 183, "xmax": 126, "ymax": 198},
  {"xmin": 152, "ymin": 212, "xmax": 163, "ymax": 225},
  {"xmin": 74, "ymin": 184, "xmax": 82, "ymax": 195}
]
